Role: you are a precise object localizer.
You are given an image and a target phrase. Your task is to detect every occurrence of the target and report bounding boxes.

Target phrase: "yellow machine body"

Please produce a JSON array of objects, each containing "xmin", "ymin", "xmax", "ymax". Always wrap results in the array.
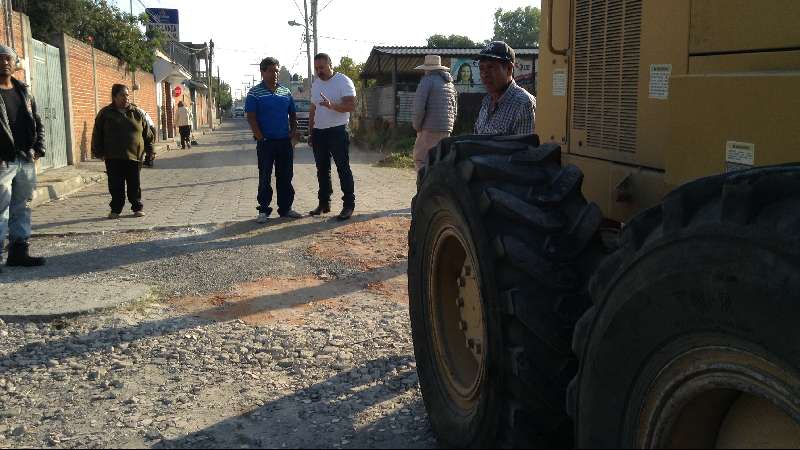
[{"xmin": 537, "ymin": 0, "xmax": 800, "ymax": 222}]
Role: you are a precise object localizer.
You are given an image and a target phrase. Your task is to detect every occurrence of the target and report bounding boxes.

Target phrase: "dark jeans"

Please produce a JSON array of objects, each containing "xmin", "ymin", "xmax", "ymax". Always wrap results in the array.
[
  {"xmin": 311, "ymin": 126, "xmax": 355, "ymax": 208},
  {"xmin": 257, "ymin": 139, "xmax": 295, "ymax": 216},
  {"xmin": 179, "ymin": 126, "xmax": 191, "ymax": 149},
  {"xmin": 105, "ymin": 159, "xmax": 142, "ymax": 214}
]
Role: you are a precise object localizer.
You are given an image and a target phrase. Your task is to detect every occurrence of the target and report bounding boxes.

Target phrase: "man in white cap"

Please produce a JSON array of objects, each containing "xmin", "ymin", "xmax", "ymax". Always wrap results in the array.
[
  {"xmin": 412, "ymin": 55, "xmax": 458, "ymax": 171},
  {"xmin": 0, "ymin": 44, "xmax": 46, "ymax": 269}
]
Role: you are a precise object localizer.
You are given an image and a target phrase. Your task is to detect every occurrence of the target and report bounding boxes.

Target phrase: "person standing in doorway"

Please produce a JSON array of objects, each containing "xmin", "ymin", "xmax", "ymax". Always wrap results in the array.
[
  {"xmin": 175, "ymin": 101, "xmax": 192, "ymax": 150},
  {"xmin": 245, "ymin": 57, "xmax": 303, "ymax": 223},
  {"xmin": 412, "ymin": 55, "xmax": 458, "ymax": 171},
  {"xmin": 0, "ymin": 44, "xmax": 46, "ymax": 269},
  {"xmin": 308, "ymin": 53, "xmax": 357, "ymax": 221},
  {"xmin": 91, "ymin": 84, "xmax": 154, "ymax": 219}
]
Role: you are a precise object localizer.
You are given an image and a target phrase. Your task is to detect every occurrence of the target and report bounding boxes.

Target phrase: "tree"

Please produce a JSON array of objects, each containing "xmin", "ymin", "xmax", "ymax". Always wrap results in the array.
[
  {"xmin": 213, "ymin": 77, "xmax": 232, "ymax": 112},
  {"xmin": 13, "ymin": 0, "xmax": 163, "ymax": 71},
  {"xmin": 492, "ymin": 6, "xmax": 541, "ymax": 48},
  {"xmin": 426, "ymin": 34, "xmax": 478, "ymax": 48},
  {"xmin": 334, "ymin": 56, "xmax": 363, "ymax": 84}
]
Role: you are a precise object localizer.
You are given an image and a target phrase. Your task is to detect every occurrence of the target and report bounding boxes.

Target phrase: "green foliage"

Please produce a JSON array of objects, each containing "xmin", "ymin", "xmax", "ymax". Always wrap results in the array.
[
  {"xmin": 214, "ymin": 78, "xmax": 233, "ymax": 111},
  {"xmin": 426, "ymin": 34, "xmax": 478, "ymax": 48},
  {"xmin": 13, "ymin": 0, "xmax": 162, "ymax": 71},
  {"xmin": 334, "ymin": 56, "xmax": 363, "ymax": 83},
  {"xmin": 492, "ymin": 6, "xmax": 541, "ymax": 48}
]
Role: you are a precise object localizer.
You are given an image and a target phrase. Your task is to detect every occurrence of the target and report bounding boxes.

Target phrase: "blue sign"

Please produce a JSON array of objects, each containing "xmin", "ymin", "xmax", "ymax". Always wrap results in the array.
[
  {"xmin": 146, "ymin": 8, "xmax": 180, "ymax": 41},
  {"xmin": 146, "ymin": 8, "xmax": 179, "ymax": 25}
]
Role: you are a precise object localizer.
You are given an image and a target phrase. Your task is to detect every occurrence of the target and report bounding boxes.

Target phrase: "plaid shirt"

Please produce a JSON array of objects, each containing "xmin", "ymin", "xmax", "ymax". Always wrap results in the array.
[{"xmin": 474, "ymin": 81, "xmax": 536, "ymax": 136}]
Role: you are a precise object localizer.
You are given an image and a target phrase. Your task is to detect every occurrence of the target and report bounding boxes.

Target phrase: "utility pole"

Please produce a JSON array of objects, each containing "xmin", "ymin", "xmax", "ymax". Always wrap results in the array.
[
  {"xmin": 129, "ymin": 0, "xmax": 137, "ymax": 104},
  {"xmin": 312, "ymin": 0, "xmax": 318, "ymax": 58},
  {"xmin": 207, "ymin": 40, "xmax": 214, "ymax": 130},
  {"xmin": 303, "ymin": 0, "xmax": 313, "ymax": 83}
]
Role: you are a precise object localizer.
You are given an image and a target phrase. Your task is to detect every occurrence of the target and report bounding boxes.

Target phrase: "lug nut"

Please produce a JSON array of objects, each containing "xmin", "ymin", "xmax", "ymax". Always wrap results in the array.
[
  {"xmin": 464, "ymin": 266, "xmax": 473, "ymax": 277},
  {"xmin": 456, "ymin": 297, "xmax": 465, "ymax": 308},
  {"xmin": 468, "ymin": 339, "xmax": 476, "ymax": 349},
  {"xmin": 457, "ymin": 277, "xmax": 466, "ymax": 288},
  {"xmin": 459, "ymin": 321, "xmax": 468, "ymax": 331}
]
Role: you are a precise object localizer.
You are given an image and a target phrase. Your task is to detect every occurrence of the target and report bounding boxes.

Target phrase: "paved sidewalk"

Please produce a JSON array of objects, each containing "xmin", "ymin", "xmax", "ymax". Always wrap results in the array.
[{"xmin": 32, "ymin": 120, "xmax": 416, "ymax": 235}]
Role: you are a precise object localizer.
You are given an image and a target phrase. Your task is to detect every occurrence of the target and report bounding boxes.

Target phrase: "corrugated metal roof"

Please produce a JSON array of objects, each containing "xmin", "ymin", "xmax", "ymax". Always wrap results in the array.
[
  {"xmin": 373, "ymin": 47, "xmax": 539, "ymax": 56},
  {"xmin": 362, "ymin": 47, "xmax": 539, "ymax": 79}
]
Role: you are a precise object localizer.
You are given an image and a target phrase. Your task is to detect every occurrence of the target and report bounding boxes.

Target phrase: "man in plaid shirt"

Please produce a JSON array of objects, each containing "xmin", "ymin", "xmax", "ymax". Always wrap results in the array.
[{"xmin": 474, "ymin": 41, "xmax": 536, "ymax": 136}]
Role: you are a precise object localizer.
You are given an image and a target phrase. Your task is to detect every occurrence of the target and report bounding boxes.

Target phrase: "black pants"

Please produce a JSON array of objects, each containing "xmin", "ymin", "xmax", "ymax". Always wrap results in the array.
[
  {"xmin": 257, "ymin": 139, "xmax": 295, "ymax": 216},
  {"xmin": 311, "ymin": 126, "xmax": 355, "ymax": 208},
  {"xmin": 179, "ymin": 126, "xmax": 192, "ymax": 149},
  {"xmin": 105, "ymin": 159, "xmax": 142, "ymax": 214}
]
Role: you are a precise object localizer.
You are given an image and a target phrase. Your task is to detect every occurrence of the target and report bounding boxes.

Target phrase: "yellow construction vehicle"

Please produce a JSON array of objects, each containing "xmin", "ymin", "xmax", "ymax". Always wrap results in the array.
[{"xmin": 407, "ymin": 0, "xmax": 800, "ymax": 447}]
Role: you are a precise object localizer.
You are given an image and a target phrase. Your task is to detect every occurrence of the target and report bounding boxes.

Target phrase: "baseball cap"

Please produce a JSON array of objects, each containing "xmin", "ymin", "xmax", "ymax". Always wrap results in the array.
[{"xmin": 477, "ymin": 41, "xmax": 516, "ymax": 64}]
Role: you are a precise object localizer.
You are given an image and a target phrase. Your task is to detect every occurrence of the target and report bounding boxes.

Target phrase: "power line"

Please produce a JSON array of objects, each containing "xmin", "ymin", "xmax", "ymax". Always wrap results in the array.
[{"xmin": 319, "ymin": 0, "xmax": 336, "ymax": 12}]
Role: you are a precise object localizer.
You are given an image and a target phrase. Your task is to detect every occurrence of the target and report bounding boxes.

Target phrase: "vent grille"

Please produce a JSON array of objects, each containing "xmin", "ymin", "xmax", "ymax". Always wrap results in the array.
[{"xmin": 572, "ymin": 0, "xmax": 642, "ymax": 153}]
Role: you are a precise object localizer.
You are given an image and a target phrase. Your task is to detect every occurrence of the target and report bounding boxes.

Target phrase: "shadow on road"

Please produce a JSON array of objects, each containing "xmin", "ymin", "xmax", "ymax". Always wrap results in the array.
[{"xmin": 153, "ymin": 356, "xmax": 434, "ymax": 449}]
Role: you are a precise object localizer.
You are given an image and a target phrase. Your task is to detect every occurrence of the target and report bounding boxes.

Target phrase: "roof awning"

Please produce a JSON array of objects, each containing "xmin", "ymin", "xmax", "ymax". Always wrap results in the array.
[
  {"xmin": 153, "ymin": 51, "xmax": 192, "ymax": 84},
  {"xmin": 182, "ymin": 79, "xmax": 209, "ymax": 92},
  {"xmin": 361, "ymin": 47, "xmax": 539, "ymax": 79}
]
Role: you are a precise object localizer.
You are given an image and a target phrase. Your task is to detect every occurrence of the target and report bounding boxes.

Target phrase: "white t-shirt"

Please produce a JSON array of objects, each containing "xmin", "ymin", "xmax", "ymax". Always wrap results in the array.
[{"xmin": 311, "ymin": 72, "xmax": 356, "ymax": 130}]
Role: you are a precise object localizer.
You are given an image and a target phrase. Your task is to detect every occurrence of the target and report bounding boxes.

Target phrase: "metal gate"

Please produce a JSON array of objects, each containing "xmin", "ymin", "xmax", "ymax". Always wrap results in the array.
[{"xmin": 31, "ymin": 40, "xmax": 68, "ymax": 171}]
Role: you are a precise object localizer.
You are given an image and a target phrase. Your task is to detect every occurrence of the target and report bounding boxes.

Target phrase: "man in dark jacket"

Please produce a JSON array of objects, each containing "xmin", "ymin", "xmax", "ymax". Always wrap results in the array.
[
  {"xmin": 92, "ymin": 84, "xmax": 154, "ymax": 219},
  {"xmin": 0, "ymin": 44, "xmax": 46, "ymax": 269}
]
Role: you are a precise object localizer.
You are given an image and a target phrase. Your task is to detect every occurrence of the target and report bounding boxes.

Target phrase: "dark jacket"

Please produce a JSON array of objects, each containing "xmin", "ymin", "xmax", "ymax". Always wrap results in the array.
[
  {"xmin": 0, "ymin": 77, "xmax": 45, "ymax": 162},
  {"xmin": 91, "ymin": 104, "xmax": 154, "ymax": 162}
]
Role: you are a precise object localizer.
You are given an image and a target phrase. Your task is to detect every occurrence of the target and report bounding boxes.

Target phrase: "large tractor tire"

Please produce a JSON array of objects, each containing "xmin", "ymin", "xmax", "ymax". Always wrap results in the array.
[
  {"xmin": 571, "ymin": 165, "xmax": 800, "ymax": 448},
  {"xmin": 408, "ymin": 135, "xmax": 606, "ymax": 448}
]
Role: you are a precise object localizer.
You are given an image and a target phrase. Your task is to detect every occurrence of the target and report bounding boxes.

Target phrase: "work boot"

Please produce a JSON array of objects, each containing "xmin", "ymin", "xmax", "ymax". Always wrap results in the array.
[
  {"xmin": 337, "ymin": 207, "xmax": 354, "ymax": 221},
  {"xmin": 309, "ymin": 203, "xmax": 331, "ymax": 216},
  {"xmin": 6, "ymin": 242, "xmax": 46, "ymax": 267}
]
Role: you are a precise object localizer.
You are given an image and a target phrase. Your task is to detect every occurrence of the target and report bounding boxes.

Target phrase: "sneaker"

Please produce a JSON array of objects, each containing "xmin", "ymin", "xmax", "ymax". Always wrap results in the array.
[
  {"xmin": 108, "ymin": 212, "xmax": 121, "ymax": 220},
  {"xmin": 256, "ymin": 213, "xmax": 269, "ymax": 224},
  {"xmin": 280, "ymin": 210, "xmax": 304, "ymax": 219},
  {"xmin": 133, "ymin": 211, "xmax": 146, "ymax": 218}
]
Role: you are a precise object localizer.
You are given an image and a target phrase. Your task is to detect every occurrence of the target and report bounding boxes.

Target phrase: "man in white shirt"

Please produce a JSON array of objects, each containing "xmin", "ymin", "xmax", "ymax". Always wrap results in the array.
[{"xmin": 308, "ymin": 53, "xmax": 357, "ymax": 221}]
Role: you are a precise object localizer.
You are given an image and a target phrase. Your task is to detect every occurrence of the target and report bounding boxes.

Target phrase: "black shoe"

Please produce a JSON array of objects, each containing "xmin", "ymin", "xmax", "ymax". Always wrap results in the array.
[
  {"xmin": 337, "ymin": 207, "xmax": 354, "ymax": 221},
  {"xmin": 309, "ymin": 204, "xmax": 331, "ymax": 216},
  {"xmin": 6, "ymin": 242, "xmax": 46, "ymax": 267}
]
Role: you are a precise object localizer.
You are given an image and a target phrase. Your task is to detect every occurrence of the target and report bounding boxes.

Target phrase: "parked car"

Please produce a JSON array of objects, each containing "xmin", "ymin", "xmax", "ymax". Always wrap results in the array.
[
  {"xmin": 233, "ymin": 107, "xmax": 245, "ymax": 118},
  {"xmin": 294, "ymin": 99, "xmax": 311, "ymax": 140}
]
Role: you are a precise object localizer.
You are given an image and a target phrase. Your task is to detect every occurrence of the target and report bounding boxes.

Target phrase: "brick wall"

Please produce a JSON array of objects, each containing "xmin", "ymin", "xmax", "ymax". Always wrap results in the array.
[
  {"xmin": 63, "ymin": 35, "xmax": 157, "ymax": 163},
  {"xmin": 0, "ymin": 11, "xmax": 28, "ymax": 82}
]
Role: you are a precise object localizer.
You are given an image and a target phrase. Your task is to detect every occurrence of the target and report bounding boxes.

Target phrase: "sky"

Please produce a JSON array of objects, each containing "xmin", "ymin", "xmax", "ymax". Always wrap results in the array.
[{"xmin": 113, "ymin": 0, "xmax": 540, "ymax": 99}]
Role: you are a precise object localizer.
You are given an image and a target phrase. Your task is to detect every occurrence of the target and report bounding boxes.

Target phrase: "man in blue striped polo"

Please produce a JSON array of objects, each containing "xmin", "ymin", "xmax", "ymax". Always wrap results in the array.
[{"xmin": 245, "ymin": 57, "xmax": 303, "ymax": 223}]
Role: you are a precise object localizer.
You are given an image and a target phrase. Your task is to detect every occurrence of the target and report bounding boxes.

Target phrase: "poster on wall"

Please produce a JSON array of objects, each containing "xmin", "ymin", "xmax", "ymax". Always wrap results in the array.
[
  {"xmin": 450, "ymin": 59, "xmax": 485, "ymax": 94},
  {"xmin": 514, "ymin": 59, "xmax": 535, "ymax": 85},
  {"xmin": 450, "ymin": 58, "xmax": 536, "ymax": 93}
]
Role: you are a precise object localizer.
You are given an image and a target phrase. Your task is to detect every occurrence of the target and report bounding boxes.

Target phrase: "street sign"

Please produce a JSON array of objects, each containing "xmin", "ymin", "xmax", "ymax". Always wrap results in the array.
[
  {"xmin": 173, "ymin": 85, "xmax": 183, "ymax": 98},
  {"xmin": 146, "ymin": 8, "xmax": 180, "ymax": 42}
]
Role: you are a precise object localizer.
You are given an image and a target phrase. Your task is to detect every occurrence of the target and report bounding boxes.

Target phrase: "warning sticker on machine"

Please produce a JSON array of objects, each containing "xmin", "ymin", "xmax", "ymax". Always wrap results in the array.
[
  {"xmin": 552, "ymin": 69, "xmax": 567, "ymax": 97},
  {"xmin": 649, "ymin": 64, "xmax": 672, "ymax": 100},
  {"xmin": 726, "ymin": 141, "xmax": 756, "ymax": 172}
]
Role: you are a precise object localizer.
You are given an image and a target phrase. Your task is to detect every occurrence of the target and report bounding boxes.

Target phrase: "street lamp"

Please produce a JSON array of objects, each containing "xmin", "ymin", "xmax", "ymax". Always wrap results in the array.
[{"xmin": 288, "ymin": 1, "xmax": 314, "ymax": 84}]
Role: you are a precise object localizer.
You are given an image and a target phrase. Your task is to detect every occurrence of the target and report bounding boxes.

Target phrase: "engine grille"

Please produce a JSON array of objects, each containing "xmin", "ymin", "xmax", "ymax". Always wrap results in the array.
[{"xmin": 572, "ymin": 0, "xmax": 642, "ymax": 153}]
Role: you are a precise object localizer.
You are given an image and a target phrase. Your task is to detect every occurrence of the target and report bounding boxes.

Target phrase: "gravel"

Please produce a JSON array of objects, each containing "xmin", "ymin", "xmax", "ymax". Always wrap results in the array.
[{"xmin": 0, "ymin": 221, "xmax": 436, "ymax": 449}]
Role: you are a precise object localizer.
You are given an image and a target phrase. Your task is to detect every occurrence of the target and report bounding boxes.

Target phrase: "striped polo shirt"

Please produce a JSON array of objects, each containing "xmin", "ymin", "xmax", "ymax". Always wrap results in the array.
[{"xmin": 245, "ymin": 82, "xmax": 296, "ymax": 140}]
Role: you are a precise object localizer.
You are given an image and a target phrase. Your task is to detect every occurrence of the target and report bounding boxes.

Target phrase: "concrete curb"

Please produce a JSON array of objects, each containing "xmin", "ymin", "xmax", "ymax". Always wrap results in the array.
[{"xmin": 32, "ymin": 171, "xmax": 107, "ymax": 208}]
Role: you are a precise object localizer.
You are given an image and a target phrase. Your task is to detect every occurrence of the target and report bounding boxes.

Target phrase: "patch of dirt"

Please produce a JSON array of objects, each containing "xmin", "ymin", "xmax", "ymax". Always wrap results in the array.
[
  {"xmin": 171, "ymin": 276, "xmax": 329, "ymax": 326},
  {"xmin": 308, "ymin": 216, "xmax": 411, "ymax": 271},
  {"xmin": 366, "ymin": 275, "xmax": 409, "ymax": 305}
]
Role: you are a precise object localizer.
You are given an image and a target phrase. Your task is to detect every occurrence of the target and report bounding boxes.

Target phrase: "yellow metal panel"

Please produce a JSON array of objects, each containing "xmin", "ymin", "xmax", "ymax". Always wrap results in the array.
[
  {"xmin": 566, "ymin": 154, "xmax": 667, "ymax": 223},
  {"xmin": 537, "ymin": 0, "xmax": 571, "ymax": 145},
  {"xmin": 666, "ymin": 72, "xmax": 800, "ymax": 187},
  {"xmin": 690, "ymin": 0, "xmax": 800, "ymax": 54},
  {"xmin": 690, "ymin": 50, "xmax": 800, "ymax": 74},
  {"xmin": 568, "ymin": 0, "xmax": 691, "ymax": 171}
]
